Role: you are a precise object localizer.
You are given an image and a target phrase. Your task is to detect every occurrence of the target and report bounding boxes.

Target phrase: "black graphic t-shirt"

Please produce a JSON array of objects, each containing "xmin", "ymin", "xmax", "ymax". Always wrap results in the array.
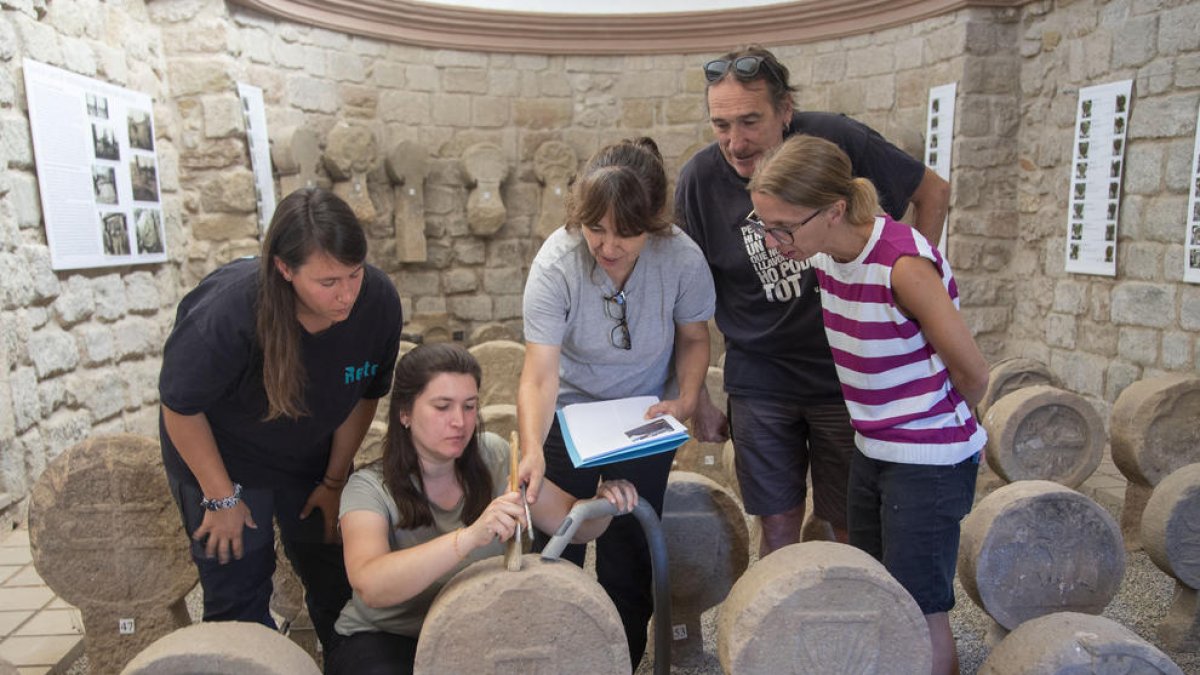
[
  {"xmin": 674, "ymin": 112, "xmax": 925, "ymax": 403},
  {"xmin": 159, "ymin": 257, "xmax": 402, "ymax": 488}
]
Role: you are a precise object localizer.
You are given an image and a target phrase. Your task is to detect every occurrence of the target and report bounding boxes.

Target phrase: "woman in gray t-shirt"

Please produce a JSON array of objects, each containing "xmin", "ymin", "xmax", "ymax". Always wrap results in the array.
[
  {"xmin": 325, "ymin": 344, "xmax": 635, "ymax": 675},
  {"xmin": 518, "ymin": 137, "xmax": 715, "ymax": 668}
]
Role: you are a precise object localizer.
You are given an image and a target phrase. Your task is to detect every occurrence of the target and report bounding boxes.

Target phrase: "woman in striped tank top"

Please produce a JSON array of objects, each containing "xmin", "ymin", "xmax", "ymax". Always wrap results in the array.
[{"xmin": 746, "ymin": 134, "xmax": 989, "ymax": 675}]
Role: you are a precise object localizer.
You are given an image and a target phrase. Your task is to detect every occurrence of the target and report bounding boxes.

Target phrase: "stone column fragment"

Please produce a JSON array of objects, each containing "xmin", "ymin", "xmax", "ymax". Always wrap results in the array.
[
  {"xmin": 533, "ymin": 141, "xmax": 576, "ymax": 239},
  {"xmin": 120, "ymin": 622, "xmax": 321, "ymax": 675},
  {"xmin": 1111, "ymin": 375, "xmax": 1200, "ymax": 551},
  {"xmin": 271, "ymin": 125, "xmax": 323, "ymax": 196},
  {"xmin": 385, "ymin": 140, "xmax": 430, "ymax": 263},
  {"xmin": 415, "ymin": 555, "xmax": 629, "ymax": 674},
  {"xmin": 662, "ymin": 472, "xmax": 749, "ymax": 667},
  {"xmin": 28, "ymin": 435, "xmax": 198, "ymax": 675},
  {"xmin": 976, "ymin": 357, "xmax": 1062, "ymax": 419},
  {"xmin": 324, "ymin": 120, "xmax": 378, "ymax": 223},
  {"xmin": 982, "ymin": 385, "xmax": 1104, "ymax": 488},
  {"xmin": 462, "ymin": 142, "xmax": 510, "ymax": 236},
  {"xmin": 673, "ymin": 366, "xmax": 730, "ymax": 487},
  {"xmin": 468, "ymin": 340, "xmax": 525, "ymax": 408},
  {"xmin": 958, "ymin": 480, "xmax": 1124, "ymax": 632},
  {"xmin": 1142, "ymin": 463, "xmax": 1200, "ymax": 650},
  {"xmin": 978, "ymin": 612, "xmax": 1182, "ymax": 675},
  {"xmin": 718, "ymin": 541, "xmax": 931, "ymax": 674}
]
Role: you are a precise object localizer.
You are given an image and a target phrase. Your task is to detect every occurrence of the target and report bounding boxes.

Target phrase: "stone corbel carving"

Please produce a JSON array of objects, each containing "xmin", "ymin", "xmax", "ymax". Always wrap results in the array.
[
  {"xmin": 385, "ymin": 140, "xmax": 430, "ymax": 263},
  {"xmin": 271, "ymin": 125, "xmax": 324, "ymax": 196},
  {"xmin": 533, "ymin": 141, "xmax": 576, "ymax": 239},
  {"xmin": 462, "ymin": 142, "xmax": 509, "ymax": 237},
  {"xmin": 324, "ymin": 121, "xmax": 379, "ymax": 223}
]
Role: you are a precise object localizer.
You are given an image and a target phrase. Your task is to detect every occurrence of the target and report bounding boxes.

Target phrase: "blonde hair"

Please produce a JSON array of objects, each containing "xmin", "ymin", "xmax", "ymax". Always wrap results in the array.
[{"xmin": 749, "ymin": 135, "xmax": 880, "ymax": 226}]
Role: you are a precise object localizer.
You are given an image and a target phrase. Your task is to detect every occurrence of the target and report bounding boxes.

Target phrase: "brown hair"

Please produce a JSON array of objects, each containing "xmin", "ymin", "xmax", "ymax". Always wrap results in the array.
[
  {"xmin": 565, "ymin": 136, "xmax": 671, "ymax": 238},
  {"xmin": 705, "ymin": 44, "xmax": 797, "ymax": 115},
  {"xmin": 382, "ymin": 343, "xmax": 492, "ymax": 529},
  {"xmin": 257, "ymin": 188, "xmax": 366, "ymax": 420},
  {"xmin": 749, "ymin": 135, "xmax": 880, "ymax": 227}
]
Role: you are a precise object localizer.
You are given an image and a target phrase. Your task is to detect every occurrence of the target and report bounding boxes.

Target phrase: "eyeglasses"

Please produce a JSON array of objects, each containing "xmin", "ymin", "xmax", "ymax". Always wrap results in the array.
[
  {"xmin": 744, "ymin": 208, "xmax": 823, "ymax": 246},
  {"xmin": 703, "ymin": 55, "xmax": 775, "ymax": 83},
  {"xmin": 603, "ymin": 291, "xmax": 631, "ymax": 350}
]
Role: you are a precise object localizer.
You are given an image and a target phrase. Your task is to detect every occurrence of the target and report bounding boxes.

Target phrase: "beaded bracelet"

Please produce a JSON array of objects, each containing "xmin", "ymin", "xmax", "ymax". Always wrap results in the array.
[{"xmin": 200, "ymin": 483, "xmax": 243, "ymax": 511}]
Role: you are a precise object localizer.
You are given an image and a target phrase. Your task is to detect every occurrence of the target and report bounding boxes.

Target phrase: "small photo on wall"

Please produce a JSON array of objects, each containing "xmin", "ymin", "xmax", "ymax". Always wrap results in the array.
[
  {"xmin": 100, "ymin": 212, "xmax": 130, "ymax": 256},
  {"xmin": 92, "ymin": 165, "xmax": 117, "ymax": 205}
]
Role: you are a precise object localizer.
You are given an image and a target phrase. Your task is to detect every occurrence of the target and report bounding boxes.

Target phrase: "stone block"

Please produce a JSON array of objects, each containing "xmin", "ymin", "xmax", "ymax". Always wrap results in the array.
[
  {"xmin": 442, "ymin": 67, "xmax": 488, "ymax": 94},
  {"xmin": 28, "ymin": 435, "xmax": 197, "ymax": 675},
  {"xmin": 978, "ymin": 612, "xmax": 1181, "ymax": 675},
  {"xmin": 122, "ymin": 621, "xmax": 321, "ymax": 675},
  {"xmin": 28, "ymin": 326, "xmax": 79, "ymax": 379},
  {"xmin": 482, "ymin": 268, "xmax": 524, "ymax": 295},
  {"xmin": 1161, "ymin": 332, "xmax": 1192, "ymax": 371},
  {"xmin": 447, "ymin": 295, "xmax": 492, "ymax": 323},
  {"xmin": 8, "ymin": 171, "xmax": 42, "ymax": 230},
  {"xmin": 1117, "ymin": 327, "xmax": 1159, "ymax": 366},
  {"xmin": 199, "ymin": 168, "xmax": 257, "ymax": 213},
  {"xmin": 468, "ymin": 340, "xmax": 524, "ymax": 408},
  {"xmin": 190, "ymin": 212, "xmax": 257, "ymax": 241},
  {"xmin": 958, "ymin": 481, "xmax": 1124, "ymax": 631},
  {"xmin": 284, "ymin": 76, "xmax": 338, "ymax": 114},
  {"xmin": 10, "ymin": 367, "xmax": 38, "ymax": 434},
  {"xmin": 111, "ymin": 316, "xmax": 161, "ymax": 362},
  {"xmin": 1111, "ymin": 14, "xmax": 1158, "ymax": 69},
  {"xmin": 982, "ymin": 385, "xmax": 1104, "ymax": 488},
  {"xmin": 1110, "ymin": 374, "xmax": 1200, "ymax": 487},
  {"xmin": 1130, "ymin": 94, "xmax": 1200, "ymax": 140},
  {"xmin": 70, "ymin": 368, "xmax": 126, "ymax": 423},
  {"xmin": 1, "ymin": 111, "xmax": 35, "ymax": 170},
  {"xmin": 431, "ymin": 93, "xmax": 472, "ymax": 127},
  {"xmin": 124, "ymin": 272, "xmax": 160, "ymax": 314},
  {"xmin": 414, "ymin": 556, "xmax": 628, "ymax": 674},
  {"xmin": 443, "ymin": 268, "xmax": 477, "ymax": 294},
  {"xmin": 514, "ymin": 99, "xmax": 572, "ymax": 129},
  {"xmin": 662, "ymin": 472, "xmax": 748, "ymax": 668},
  {"xmin": 201, "ymin": 95, "xmax": 243, "ymax": 139},
  {"xmin": 1111, "ymin": 282, "xmax": 1175, "ymax": 328},
  {"xmin": 471, "ymin": 96, "xmax": 509, "ymax": 128},
  {"xmin": 167, "ymin": 57, "xmax": 233, "ymax": 97},
  {"xmin": 1105, "ymin": 360, "xmax": 1142, "ymax": 403},
  {"xmin": 480, "ymin": 404, "xmax": 517, "ymax": 442},
  {"xmin": 1143, "ymin": 463, "xmax": 1200, "ymax": 589},
  {"xmin": 719, "ymin": 541, "xmax": 931, "ymax": 674}
]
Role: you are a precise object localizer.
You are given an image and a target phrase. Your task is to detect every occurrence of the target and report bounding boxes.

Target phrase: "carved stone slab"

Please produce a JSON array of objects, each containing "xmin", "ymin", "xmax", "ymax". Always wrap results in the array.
[
  {"xmin": 271, "ymin": 125, "xmax": 324, "ymax": 195},
  {"xmin": 120, "ymin": 621, "xmax": 322, "ymax": 675},
  {"xmin": 982, "ymin": 385, "xmax": 1104, "ymax": 488},
  {"xmin": 718, "ymin": 541, "xmax": 931, "ymax": 674},
  {"xmin": 385, "ymin": 140, "xmax": 430, "ymax": 263},
  {"xmin": 324, "ymin": 121, "xmax": 378, "ymax": 223},
  {"xmin": 462, "ymin": 142, "xmax": 509, "ymax": 236},
  {"xmin": 662, "ymin": 472, "xmax": 749, "ymax": 667},
  {"xmin": 1112, "ymin": 375, "xmax": 1200, "ymax": 487},
  {"xmin": 468, "ymin": 340, "xmax": 525, "ymax": 408},
  {"xmin": 978, "ymin": 611, "xmax": 1182, "ymax": 675},
  {"xmin": 28, "ymin": 434, "xmax": 197, "ymax": 675},
  {"xmin": 481, "ymin": 403, "xmax": 518, "ymax": 442},
  {"xmin": 415, "ymin": 555, "xmax": 629, "ymax": 674},
  {"xmin": 958, "ymin": 480, "xmax": 1124, "ymax": 631},
  {"xmin": 1143, "ymin": 463, "xmax": 1200, "ymax": 589},
  {"xmin": 533, "ymin": 140, "xmax": 576, "ymax": 239},
  {"xmin": 673, "ymin": 366, "xmax": 730, "ymax": 487},
  {"xmin": 977, "ymin": 357, "xmax": 1062, "ymax": 419}
]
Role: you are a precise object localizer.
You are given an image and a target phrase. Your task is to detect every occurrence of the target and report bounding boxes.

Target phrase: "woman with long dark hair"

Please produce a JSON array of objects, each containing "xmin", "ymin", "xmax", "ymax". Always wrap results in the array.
[
  {"xmin": 326, "ymin": 343, "xmax": 636, "ymax": 675},
  {"xmin": 517, "ymin": 137, "xmax": 715, "ymax": 668},
  {"xmin": 159, "ymin": 187, "xmax": 402, "ymax": 656}
]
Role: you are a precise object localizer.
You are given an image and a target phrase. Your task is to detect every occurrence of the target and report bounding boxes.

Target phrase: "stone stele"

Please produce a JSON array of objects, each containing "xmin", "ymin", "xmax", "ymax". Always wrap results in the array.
[
  {"xmin": 481, "ymin": 403, "xmax": 518, "ymax": 443},
  {"xmin": 414, "ymin": 554, "xmax": 629, "ymax": 674},
  {"xmin": 532, "ymin": 140, "xmax": 576, "ymax": 239},
  {"xmin": 120, "ymin": 621, "xmax": 321, "ymax": 675},
  {"xmin": 673, "ymin": 366, "xmax": 730, "ymax": 487},
  {"xmin": 662, "ymin": 471, "xmax": 749, "ymax": 667},
  {"xmin": 1142, "ymin": 463, "xmax": 1200, "ymax": 650},
  {"xmin": 468, "ymin": 339, "xmax": 525, "ymax": 408},
  {"xmin": 976, "ymin": 357, "xmax": 1062, "ymax": 419},
  {"xmin": 323, "ymin": 120, "xmax": 379, "ymax": 223},
  {"xmin": 718, "ymin": 541, "xmax": 931, "ymax": 674},
  {"xmin": 28, "ymin": 434, "xmax": 198, "ymax": 675},
  {"xmin": 982, "ymin": 385, "xmax": 1104, "ymax": 488},
  {"xmin": 462, "ymin": 142, "xmax": 510, "ymax": 236},
  {"xmin": 958, "ymin": 480, "xmax": 1125, "ymax": 632},
  {"xmin": 385, "ymin": 139, "xmax": 430, "ymax": 263},
  {"xmin": 978, "ymin": 611, "xmax": 1182, "ymax": 675},
  {"xmin": 271, "ymin": 125, "xmax": 324, "ymax": 195},
  {"xmin": 469, "ymin": 321, "xmax": 518, "ymax": 346}
]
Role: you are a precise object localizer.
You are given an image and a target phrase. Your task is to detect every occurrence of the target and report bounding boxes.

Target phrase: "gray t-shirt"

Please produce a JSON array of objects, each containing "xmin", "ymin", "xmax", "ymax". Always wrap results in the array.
[
  {"xmin": 334, "ymin": 432, "xmax": 510, "ymax": 638},
  {"xmin": 523, "ymin": 225, "xmax": 715, "ymax": 407}
]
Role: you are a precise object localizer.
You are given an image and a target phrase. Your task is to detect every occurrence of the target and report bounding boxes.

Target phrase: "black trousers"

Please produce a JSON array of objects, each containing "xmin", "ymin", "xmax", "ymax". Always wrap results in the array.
[
  {"xmin": 325, "ymin": 631, "xmax": 418, "ymax": 675},
  {"xmin": 168, "ymin": 475, "xmax": 352, "ymax": 657},
  {"xmin": 532, "ymin": 418, "xmax": 674, "ymax": 671}
]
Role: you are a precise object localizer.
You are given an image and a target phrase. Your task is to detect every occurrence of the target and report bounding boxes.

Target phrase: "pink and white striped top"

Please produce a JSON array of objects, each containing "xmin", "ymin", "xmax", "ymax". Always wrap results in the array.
[{"xmin": 811, "ymin": 216, "xmax": 986, "ymax": 465}]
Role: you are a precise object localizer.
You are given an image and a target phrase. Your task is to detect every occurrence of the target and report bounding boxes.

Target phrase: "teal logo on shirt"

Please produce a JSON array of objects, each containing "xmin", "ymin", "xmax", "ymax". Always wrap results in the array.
[{"xmin": 344, "ymin": 361, "xmax": 379, "ymax": 384}]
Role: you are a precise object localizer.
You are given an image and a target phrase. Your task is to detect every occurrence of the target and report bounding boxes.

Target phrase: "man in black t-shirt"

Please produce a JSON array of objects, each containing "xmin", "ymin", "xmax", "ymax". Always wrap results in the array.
[{"xmin": 674, "ymin": 46, "xmax": 950, "ymax": 556}]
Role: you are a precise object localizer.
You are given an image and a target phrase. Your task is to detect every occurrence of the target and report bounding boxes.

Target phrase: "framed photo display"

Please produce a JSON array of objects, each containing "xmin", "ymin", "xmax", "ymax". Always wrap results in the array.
[
  {"xmin": 1185, "ymin": 101, "xmax": 1200, "ymax": 284},
  {"xmin": 925, "ymin": 82, "xmax": 956, "ymax": 258}
]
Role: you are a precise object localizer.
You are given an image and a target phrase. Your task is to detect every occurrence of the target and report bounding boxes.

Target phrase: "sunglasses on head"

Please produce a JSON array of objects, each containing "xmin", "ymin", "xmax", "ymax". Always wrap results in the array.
[{"xmin": 703, "ymin": 55, "xmax": 769, "ymax": 83}]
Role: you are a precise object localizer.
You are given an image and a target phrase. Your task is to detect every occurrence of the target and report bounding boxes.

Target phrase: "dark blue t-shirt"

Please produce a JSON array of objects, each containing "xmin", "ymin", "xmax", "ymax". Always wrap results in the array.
[
  {"xmin": 674, "ymin": 112, "xmax": 926, "ymax": 403},
  {"xmin": 159, "ymin": 257, "xmax": 402, "ymax": 488}
]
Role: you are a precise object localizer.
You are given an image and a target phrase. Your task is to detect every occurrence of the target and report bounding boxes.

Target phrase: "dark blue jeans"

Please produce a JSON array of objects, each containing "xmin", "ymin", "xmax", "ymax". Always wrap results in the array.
[
  {"xmin": 169, "ymin": 476, "xmax": 351, "ymax": 657},
  {"xmin": 531, "ymin": 417, "xmax": 674, "ymax": 671}
]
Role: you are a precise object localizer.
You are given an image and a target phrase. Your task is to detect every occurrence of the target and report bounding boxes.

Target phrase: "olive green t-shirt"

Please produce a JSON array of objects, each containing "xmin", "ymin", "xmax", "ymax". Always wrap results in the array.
[{"xmin": 334, "ymin": 432, "xmax": 510, "ymax": 638}]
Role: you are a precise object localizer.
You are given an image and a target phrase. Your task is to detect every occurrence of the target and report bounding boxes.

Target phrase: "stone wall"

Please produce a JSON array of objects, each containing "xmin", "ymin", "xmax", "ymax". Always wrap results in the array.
[{"xmin": 1, "ymin": 0, "xmax": 1197, "ymax": 506}]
